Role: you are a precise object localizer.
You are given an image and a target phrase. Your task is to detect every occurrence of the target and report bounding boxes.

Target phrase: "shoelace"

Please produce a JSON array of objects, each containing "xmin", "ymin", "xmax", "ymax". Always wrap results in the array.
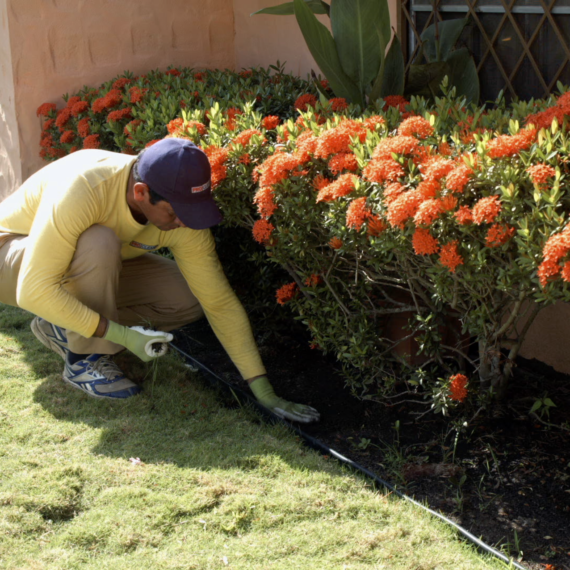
[{"xmin": 91, "ymin": 356, "xmax": 123, "ymax": 381}]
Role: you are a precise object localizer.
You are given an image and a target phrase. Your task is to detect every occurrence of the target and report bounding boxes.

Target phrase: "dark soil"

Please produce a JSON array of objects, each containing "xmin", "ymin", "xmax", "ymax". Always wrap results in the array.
[{"xmin": 173, "ymin": 319, "xmax": 570, "ymax": 570}]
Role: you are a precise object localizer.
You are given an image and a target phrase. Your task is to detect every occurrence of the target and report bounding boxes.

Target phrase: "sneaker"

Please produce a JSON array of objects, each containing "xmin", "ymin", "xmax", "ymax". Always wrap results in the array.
[
  {"xmin": 31, "ymin": 317, "xmax": 69, "ymax": 360},
  {"xmin": 62, "ymin": 354, "xmax": 141, "ymax": 399}
]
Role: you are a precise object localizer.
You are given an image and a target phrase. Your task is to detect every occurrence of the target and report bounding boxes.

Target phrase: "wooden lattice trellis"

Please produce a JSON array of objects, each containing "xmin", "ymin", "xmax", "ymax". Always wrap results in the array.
[{"xmin": 400, "ymin": 0, "xmax": 570, "ymax": 100}]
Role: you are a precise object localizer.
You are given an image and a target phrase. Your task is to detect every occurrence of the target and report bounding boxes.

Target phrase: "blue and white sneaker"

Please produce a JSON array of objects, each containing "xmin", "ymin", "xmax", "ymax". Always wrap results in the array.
[
  {"xmin": 62, "ymin": 354, "xmax": 141, "ymax": 399},
  {"xmin": 31, "ymin": 317, "xmax": 69, "ymax": 361}
]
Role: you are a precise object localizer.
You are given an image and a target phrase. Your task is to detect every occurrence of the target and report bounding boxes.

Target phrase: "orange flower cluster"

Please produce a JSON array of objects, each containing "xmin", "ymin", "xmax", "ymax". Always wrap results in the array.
[
  {"xmin": 367, "ymin": 214, "xmax": 387, "ymax": 237},
  {"xmin": 363, "ymin": 115, "xmax": 386, "ymax": 131},
  {"xmin": 262, "ymin": 115, "xmax": 280, "ymax": 130},
  {"xmin": 294, "ymin": 93, "xmax": 317, "ymax": 112},
  {"xmin": 55, "ymin": 108, "xmax": 72, "ymax": 130},
  {"xmin": 77, "ymin": 118, "xmax": 90, "ymax": 138},
  {"xmin": 363, "ymin": 159, "xmax": 404, "ymax": 185},
  {"xmin": 276, "ymin": 282, "xmax": 298, "ymax": 305},
  {"xmin": 472, "ymin": 195, "xmax": 501, "ymax": 224},
  {"xmin": 538, "ymin": 226, "xmax": 570, "ymax": 286},
  {"xmin": 71, "ymin": 101, "xmax": 89, "ymax": 117},
  {"xmin": 165, "ymin": 69, "xmax": 181, "ymax": 77},
  {"xmin": 183, "ymin": 120, "xmax": 207, "ymax": 136},
  {"xmin": 414, "ymin": 198, "xmax": 443, "ymax": 226},
  {"xmin": 373, "ymin": 136, "xmax": 419, "ymax": 160},
  {"xmin": 37, "ymin": 103, "xmax": 56, "ymax": 117},
  {"xmin": 316, "ymin": 173, "xmax": 358, "ymax": 202},
  {"xmin": 329, "ymin": 237, "xmax": 343, "ymax": 249},
  {"xmin": 439, "ymin": 241, "xmax": 464, "ymax": 272},
  {"xmin": 232, "ymin": 128, "xmax": 265, "ymax": 148},
  {"xmin": 313, "ymin": 174, "xmax": 331, "ymax": 191},
  {"xmin": 328, "ymin": 152, "xmax": 358, "ymax": 175},
  {"xmin": 412, "ymin": 227, "xmax": 439, "ymax": 255},
  {"xmin": 305, "ymin": 274, "xmax": 322, "ymax": 287},
  {"xmin": 525, "ymin": 92, "xmax": 570, "ymax": 129},
  {"xmin": 422, "ymin": 158, "xmax": 455, "ymax": 181},
  {"xmin": 112, "ymin": 77, "xmax": 133, "ymax": 89},
  {"xmin": 92, "ymin": 89, "xmax": 123, "ymax": 113},
  {"xmin": 383, "ymin": 95, "xmax": 409, "ymax": 113},
  {"xmin": 129, "ymin": 86, "xmax": 148, "ymax": 104},
  {"xmin": 60, "ymin": 130, "xmax": 75, "ymax": 144},
  {"xmin": 383, "ymin": 182, "xmax": 406, "ymax": 205},
  {"xmin": 330, "ymin": 97, "xmax": 348, "ymax": 112},
  {"xmin": 107, "ymin": 107, "xmax": 132, "ymax": 123},
  {"xmin": 486, "ymin": 128, "xmax": 536, "ymax": 158},
  {"xmin": 203, "ymin": 145, "xmax": 229, "ymax": 188},
  {"xmin": 527, "ymin": 163, "xmax": 556, "ymax": 185},
  {"xmin": 446, "ymin": 163, "xmax": 473, "ymax": 193},
  {"xmin": 346, "ymin": 197, "xmax": 371, "ymax": 231},
  {"xmin": 254, "ymin": 187, "xmax": 277, "ymax": 219},
  {"xmin": 486, "ymin": 223, "xmax": 515, "ymax": 247},
  {"xmin": 258, "ymin": 152, "xmax": 303, "ymax": 187},
  {"xmin": 167, "ymin": 118, "xmax": 184, "ymax": 134},
  {"xmin": 83, "ymin": 134, "xmax": 100, "ymax": 149},
  {"xmin": 449, "ymin": 374, "xmax": 468, "ymax": 402},
  {"xmin": 386, "ymin": 189, "xmax": 423, "ymax": 229},
  {"xmin": 454, "ymin": 205, "xmax": 473, "ymax": 225},
  {"xmin": 314, "ymin": 119, "xmax": 366, "ymax": 159},
  {"xmin": 397, "ymin": 116, "xmax": 434, "ymax": 139},
  {"xmin": 252, "ymin": 219, "xmax": 275, "ymax": 245},
  {"xmin": 296, "ymin": 131, "xmax": 318, "ymax": 161}
]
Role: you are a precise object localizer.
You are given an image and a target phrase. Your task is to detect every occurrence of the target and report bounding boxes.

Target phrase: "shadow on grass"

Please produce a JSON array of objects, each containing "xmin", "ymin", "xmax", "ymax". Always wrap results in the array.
[{"xmin": 2, "ymin": 305, "xmax": 327, "ymax": 475}]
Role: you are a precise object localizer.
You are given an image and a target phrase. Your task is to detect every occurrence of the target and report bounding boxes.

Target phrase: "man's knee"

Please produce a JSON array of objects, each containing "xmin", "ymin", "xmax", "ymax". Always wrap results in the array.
[{"xmin": 74, "ymin": 225, "xmax": 121, "ymax": 270}]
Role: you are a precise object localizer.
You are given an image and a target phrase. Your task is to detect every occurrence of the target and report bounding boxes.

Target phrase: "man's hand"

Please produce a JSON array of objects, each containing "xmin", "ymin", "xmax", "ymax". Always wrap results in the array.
[
  {"xmin": 249, "ymin": 376, "xmax": 320, "ymax": 423},
  {"xmin": 104, "ymin": 321, "xmax": 173, "ymax": 362}
]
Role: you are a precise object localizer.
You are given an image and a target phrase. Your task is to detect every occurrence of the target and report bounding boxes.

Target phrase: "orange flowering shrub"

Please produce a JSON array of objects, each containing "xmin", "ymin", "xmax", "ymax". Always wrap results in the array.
[
  {"xmin": 204, "ymin": 87, "xmax": 570, "ymax": 408},
  {"xmin": 36, "ymin": 64, "xmax": 323, "ymax": 162}
]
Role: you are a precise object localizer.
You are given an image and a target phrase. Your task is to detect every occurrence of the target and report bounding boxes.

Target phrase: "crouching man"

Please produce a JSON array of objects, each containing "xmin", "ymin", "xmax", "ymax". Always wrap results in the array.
[{"xmin": 0, "ymin": 138, "xmax": 319, "ymax": 423}]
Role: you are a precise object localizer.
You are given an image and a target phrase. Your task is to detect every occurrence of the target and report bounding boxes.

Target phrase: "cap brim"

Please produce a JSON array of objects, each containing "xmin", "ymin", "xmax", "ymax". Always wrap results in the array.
[{"xmin": 171, "ymin": 199, "xmax": 223, "ymax": 230}]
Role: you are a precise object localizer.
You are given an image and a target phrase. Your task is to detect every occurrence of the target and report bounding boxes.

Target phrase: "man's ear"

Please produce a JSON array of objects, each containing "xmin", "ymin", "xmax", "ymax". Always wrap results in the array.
[{"xmin": 133, "ymin": 182, "xmax": 150, "ymax": 203}]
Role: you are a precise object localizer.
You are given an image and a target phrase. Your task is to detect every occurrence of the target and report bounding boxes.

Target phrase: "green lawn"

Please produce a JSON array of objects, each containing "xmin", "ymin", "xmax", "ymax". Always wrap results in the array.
[{"xmin": 0, "ymin": 305, "xmax": 511, "ymax": 569}]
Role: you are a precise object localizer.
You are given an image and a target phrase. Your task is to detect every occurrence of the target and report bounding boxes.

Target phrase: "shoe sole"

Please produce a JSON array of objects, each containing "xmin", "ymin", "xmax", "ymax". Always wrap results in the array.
[{"xmin": 31, "ymin": 317, "xmax": 67, "ymax": 361}]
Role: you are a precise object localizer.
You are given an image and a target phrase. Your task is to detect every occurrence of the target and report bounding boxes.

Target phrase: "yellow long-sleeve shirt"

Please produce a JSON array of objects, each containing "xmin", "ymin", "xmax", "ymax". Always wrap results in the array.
[{"xmin": 0, "ymin": 149, "xmax": 265, "ymax": 379}]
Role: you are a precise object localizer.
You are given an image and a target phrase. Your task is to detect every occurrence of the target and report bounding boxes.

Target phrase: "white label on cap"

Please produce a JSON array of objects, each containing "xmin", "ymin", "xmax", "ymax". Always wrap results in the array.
[{"xmin": 192, "ymin": 181, "xmax": 211, "ymax": 193}]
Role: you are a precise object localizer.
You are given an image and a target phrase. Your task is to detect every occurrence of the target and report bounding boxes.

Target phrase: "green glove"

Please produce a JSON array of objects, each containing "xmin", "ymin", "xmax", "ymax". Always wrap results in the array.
[
  {"xmin": 249, "ymin": 376, "xmax": 320, "ymax": 423},
  {"xmin": 104, "ymin": 321, "xmax": 173, "ymax": 362}
]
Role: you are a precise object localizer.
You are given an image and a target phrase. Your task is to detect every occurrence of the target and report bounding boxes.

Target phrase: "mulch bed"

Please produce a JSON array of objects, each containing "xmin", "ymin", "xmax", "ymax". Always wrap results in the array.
[{"xmin": 173, "ymin": 319, "xmax": 570, "ymax": 570}]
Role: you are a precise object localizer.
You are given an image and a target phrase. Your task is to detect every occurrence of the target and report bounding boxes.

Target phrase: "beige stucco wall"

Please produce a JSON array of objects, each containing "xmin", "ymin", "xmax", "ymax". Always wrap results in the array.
[
  {"xmin": 7, "ymin": 0, "xmax": 236, "ymax": 186},
  {"xmin": 234, "ymin": 0, "xmax": 400, "ymax": 79},
  {"xmin": 234, "ymin": 0, "xmax": 326, "ymax": 78},
  {"xmin": 0, "ymin": 0, "xmax": 21, "ymax": 200}
]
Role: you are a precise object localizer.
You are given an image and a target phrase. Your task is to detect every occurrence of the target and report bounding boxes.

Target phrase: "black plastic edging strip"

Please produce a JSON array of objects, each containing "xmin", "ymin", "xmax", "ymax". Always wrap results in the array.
[{"xmin": 170, "ymin": 343, "xmax": 528, "ymax": 570}]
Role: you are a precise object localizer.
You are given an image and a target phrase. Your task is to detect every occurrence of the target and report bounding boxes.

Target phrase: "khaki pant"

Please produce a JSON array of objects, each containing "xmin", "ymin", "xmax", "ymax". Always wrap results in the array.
[{"xmin": 0, "ymin": 225, "xmax": 204, "ymax": 354}]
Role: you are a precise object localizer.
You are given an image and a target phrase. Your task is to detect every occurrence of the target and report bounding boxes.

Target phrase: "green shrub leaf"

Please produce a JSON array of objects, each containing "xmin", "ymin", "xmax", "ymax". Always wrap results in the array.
[{"xmin": 330, "ymin": 0, "xmax": 391, "ymax": 92}]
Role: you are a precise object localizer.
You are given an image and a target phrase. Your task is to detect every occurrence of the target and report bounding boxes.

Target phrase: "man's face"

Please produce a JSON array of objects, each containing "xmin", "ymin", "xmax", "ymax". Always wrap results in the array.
[
  {"xmin": 141, "ymin": 198, "xmax": 186, "ymax": 231},
  {"xmin": 133, "ymin": 182, "xmax": 187, "ymax": 231}
]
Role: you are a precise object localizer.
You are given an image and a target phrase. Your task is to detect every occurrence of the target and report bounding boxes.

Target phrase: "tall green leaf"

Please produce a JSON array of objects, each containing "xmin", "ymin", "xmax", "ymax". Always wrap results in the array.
[
  {"xmin": 330, "ymin": 0, "xmax": 391, "ymax": 93},
  {"xmin": 293, "ymin": 0, "xmax": 363, "ymax": 105},
  {"xmin": 369, "ymin": 35, "xmax": 405, "ymax": 101},
  {"xmin": 252, "ymin": 1, "xmax": 329, "ymax": 17},
  {"xmin": 420, "ymin": 18, "xmax": 469, "ymax": 62},
  {"xmin": 446, "ymin": 48, "xmax": 480, "ymax": 104}
]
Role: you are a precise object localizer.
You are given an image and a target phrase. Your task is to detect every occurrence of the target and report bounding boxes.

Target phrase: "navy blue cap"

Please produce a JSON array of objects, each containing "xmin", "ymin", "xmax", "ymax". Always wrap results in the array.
[{"xmin": 138, "ymin": 138, "xmax": 223, "ymax": 230}]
